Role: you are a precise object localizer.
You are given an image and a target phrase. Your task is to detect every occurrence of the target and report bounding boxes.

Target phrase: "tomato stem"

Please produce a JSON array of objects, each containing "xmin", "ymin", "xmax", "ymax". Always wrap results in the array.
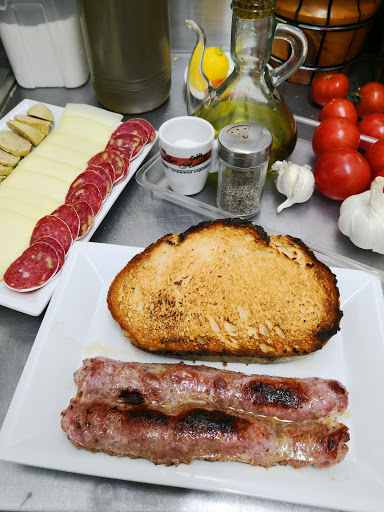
[{"xmin": 348, "ymin": 92, "xmax": 362, "ymax": 104}]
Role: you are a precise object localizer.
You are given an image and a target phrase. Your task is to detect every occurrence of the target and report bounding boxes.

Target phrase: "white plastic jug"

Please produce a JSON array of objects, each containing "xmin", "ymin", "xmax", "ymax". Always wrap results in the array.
[{"xmin": 0, "ymin": 0, "xmax": 89, "ymax": 88}]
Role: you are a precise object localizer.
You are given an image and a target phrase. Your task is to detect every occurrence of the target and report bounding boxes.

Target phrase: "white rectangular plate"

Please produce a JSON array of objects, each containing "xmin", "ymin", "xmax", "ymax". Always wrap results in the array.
[
  {"xmin": 0, "ymin": 99, "xmax": 156, "ymax": 316},
  {"xmin": 1, "ymin": 241, "xmax": 384, "ymax": 512}
]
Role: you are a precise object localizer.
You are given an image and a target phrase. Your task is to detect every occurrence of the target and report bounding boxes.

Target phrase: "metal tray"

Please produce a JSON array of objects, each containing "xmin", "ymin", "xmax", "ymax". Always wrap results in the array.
[{"xmin": 136, "ymin": 115, "xmax": 376, "ymax": 220}]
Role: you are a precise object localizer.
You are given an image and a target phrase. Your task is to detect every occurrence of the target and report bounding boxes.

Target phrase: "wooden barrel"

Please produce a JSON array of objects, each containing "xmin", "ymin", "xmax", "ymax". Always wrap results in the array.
[{"xmin": 271, "ymin": 0, "xmax": 383, "ymax": 84}]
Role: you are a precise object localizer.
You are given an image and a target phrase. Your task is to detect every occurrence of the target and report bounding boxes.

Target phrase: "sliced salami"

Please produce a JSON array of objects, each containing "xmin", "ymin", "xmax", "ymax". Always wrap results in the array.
[
  {"xmin": 30, "ymin": 215, "xmax": 73, "ymax": 254},
  {"xmin": 111, "ymin": 120, "xmax": 149, "ymax": 145},
  {"xmin": 70, "ymin": 201, "xmax": 94, "ymax": 239},
  {"xmin": 131, "ymin": 118, "xmax": 156, "ymax": 143},
  {"xmin": 33, "ymin": 236, "xmax": 65, "ymax": 272},
  {"xmin": 107, "ymin": 133, "xmax": 143, "ymax": 160},
  {"xmin": 66, "ymin": 170, "xmax": 109, "ymax": 203},
  {"xmin": 112, "ymin": 151, "xmax": 130, "ymax": 184},
  {"xmin": 4, "ymin": 241, "xmax": 59, "ymax": 292},
  {"xmin": 86, "ymin": 165, "xmax": 113, "ymax": 195},
  {"xmin": 51, "ymin": 204, "xmax": 81, "ymax": 241},
  {"xmin": 113, "ymin": 145, "xmax": 135, "ymax": 164},
  {"xmin": 66, "ymin": 183, "xmax": 103, "ymax": 216},
  {"xmin": 99, "ymin": 148, "xmax": 130, "ymax": 184},
  {"xmin": 88, "ymin": 153, "xmax": 116, "ymax": 184}
]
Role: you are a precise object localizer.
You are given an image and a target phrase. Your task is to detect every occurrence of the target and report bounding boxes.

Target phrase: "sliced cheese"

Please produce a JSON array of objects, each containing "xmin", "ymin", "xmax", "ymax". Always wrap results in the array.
[
  {"xmin": 0, "ymin": 197, "xmax": 49, "ymax": 220},
  {"xmin": 46, "ymin": 132, "xmax": 101, "ymax": 157},
  {"xmin": 0, "ymin": 186, "xmax": 61, "ymax": 212},
  {"xmin": 1, "ymin": 169, "xmax": 69, "ymax": 203},
  {"xmin": 31, "ymin": 142, "xmax": 90, "ymax": 169},
  {"xmin": 56, "ymin": 116, "xmax": 115, "ymax": 147},
  {"xmin": 17, "ymin": 154, "xmax": 82, "ymax": 183},
  {"xmin": 0, "ymin": 208, "xmax": 36, "ymax": 280},
  {"xmin": 62, "ymin": 103, "xmax": 122, "ymax": 128}
]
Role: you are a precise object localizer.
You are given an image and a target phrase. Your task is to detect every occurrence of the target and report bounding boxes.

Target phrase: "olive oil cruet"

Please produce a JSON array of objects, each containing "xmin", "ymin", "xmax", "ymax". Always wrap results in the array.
[{"xmin": 185, "ymin": 0, "xmax": 308, "ymax": 164}]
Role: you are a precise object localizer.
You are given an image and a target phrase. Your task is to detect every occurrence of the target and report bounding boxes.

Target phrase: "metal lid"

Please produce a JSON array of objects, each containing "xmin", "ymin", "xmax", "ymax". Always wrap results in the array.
[{"xmin": 217, "ymin": 122, "xmax": 272, "ymax": 168}]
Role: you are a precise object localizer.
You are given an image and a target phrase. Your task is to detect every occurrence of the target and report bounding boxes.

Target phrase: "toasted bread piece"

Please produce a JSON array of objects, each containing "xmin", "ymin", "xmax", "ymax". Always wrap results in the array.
[{"xmin": 107, "ymin": 219, "xmax": 343, "ymax": 363}]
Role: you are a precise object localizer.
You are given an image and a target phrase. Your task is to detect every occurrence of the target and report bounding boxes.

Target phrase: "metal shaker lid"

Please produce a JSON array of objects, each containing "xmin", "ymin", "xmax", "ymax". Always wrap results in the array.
[{"xmin": 217, "ymin": 122, "xmax": 272, "ymax": 168}]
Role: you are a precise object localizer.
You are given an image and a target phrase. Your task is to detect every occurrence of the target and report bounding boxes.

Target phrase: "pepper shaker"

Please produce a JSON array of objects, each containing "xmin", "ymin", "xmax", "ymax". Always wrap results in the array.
[{"xmin": 216, "ymin": 122, "xmax": 272, "ymax": 218}]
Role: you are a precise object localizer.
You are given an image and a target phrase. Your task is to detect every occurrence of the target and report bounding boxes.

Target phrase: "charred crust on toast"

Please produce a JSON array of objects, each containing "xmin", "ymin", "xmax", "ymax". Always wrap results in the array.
[
  {"xmin": 178, "ymin": 218, "xmax": 270, "ymax": 244},
  {"xmin": 316, "ymin": 318, "xmax": 342, "ymax": 341},
  {"xmin": 288, "ymin": 235, "xmax": 313, "ymax": 253}
]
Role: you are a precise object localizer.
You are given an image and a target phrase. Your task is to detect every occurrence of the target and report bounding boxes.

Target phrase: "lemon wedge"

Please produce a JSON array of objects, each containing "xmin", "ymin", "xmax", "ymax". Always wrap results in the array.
[
  {"xmin": 203, "ymin": 46, "xmax": 230, "ymax": 88},
  {"xmin": 189, "ymin": 42, "xmax": 207, "ymax": 93},
  {"xmin": 189, "ymin": 44, "xmax": 230, "ymax": 92}
]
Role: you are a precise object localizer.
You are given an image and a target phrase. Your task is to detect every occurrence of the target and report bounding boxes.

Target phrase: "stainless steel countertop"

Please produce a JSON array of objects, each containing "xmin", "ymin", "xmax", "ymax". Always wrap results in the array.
[{"xmin": 0, "ymin": 52, "xmax": 381, "ymax": 512}]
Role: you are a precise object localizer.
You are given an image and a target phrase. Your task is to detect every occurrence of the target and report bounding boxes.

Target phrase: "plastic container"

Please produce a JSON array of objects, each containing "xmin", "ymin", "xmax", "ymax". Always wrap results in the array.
[{"xmin": 0, "ymin": 0, "xmax": 89, "ymax": 88}]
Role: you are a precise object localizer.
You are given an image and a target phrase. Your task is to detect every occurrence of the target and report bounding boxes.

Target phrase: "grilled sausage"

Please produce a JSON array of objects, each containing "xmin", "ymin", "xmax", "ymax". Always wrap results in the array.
[
  {"xmin": 61, "ymin": 399, "xmax": 349, "ymax": 469},
  {"xmin": 74, "ymin": 357, "xmax": 348, "ymax": 421}
]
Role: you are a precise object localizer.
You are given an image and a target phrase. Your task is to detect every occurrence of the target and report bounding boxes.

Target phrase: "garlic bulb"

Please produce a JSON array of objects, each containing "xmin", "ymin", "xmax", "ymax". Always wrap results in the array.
[
  {"xmin": 338, "ymin": 176, "xmax": 384, "ymax": 254},
  {"xmin": 271, "ymin": 160, "xmax": 314, "ymax": 213}
]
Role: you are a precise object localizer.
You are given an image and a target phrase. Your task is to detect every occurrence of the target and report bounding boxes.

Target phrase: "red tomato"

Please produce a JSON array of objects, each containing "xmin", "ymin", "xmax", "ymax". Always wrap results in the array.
[
  {"xmin": 314, "ymin": 148, "xmax": 371, "ymax": 200},
  {"xmin": 319, "ymin": 98, "xmax": 358, "ymax": 123},
  {"xmin": 372, "ymin": 168, "xmax": 384, "ymax": 181},
  {"xmin": 365, "ymin": 139, "xmax": 384, "ymax": 177},
  {"xmin": 358, "ymin": 113, "xmax": 384, "ymax": 151},
  {"xmin": 352, "ymin": 82, "xmax": 384, "ymax": 118},
  {"xmin": 311, "ymin": 73, "xmax": 350, "ymax": 107},
  {"xmin": 312, "ymin": 117, "xmax": 360, "ymax": 157}
]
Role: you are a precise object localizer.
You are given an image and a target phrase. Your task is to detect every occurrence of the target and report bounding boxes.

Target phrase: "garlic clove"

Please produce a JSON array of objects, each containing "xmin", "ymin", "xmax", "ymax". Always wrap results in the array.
[
  {"xmin": 350, "ymin": 208, "xmax": 375, "ymax": 249},
  {"xmin": 338, "ymin": 177, "xmax": 384, "ymax": 254},
  {"xmin": 369, "ymin": 176, "xmax": 384, "ymax": 215},
  {"xmin": 277, "ymin": 198, "xmax": 294, "ymax": 213},
  {"xmin": 272, "ymin": 160, "xmax": 314, "ymax": 213}
]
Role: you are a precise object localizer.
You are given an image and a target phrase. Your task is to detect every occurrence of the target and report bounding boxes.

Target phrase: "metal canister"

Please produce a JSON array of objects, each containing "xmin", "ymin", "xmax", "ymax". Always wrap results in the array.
[
  {"xmin": 77, "ymin": 0, "xmax": 171, "ymax": 113},
  {"xmin": 216, "ymin": 122, "xmax": 272, "ymax": 218}
]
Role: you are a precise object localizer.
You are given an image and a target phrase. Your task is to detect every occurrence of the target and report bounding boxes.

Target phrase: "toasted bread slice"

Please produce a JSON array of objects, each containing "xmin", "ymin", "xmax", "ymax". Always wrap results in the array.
[{"xmin": 107, "ymin": 219, "xmax": 342, "ymax": 363}]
